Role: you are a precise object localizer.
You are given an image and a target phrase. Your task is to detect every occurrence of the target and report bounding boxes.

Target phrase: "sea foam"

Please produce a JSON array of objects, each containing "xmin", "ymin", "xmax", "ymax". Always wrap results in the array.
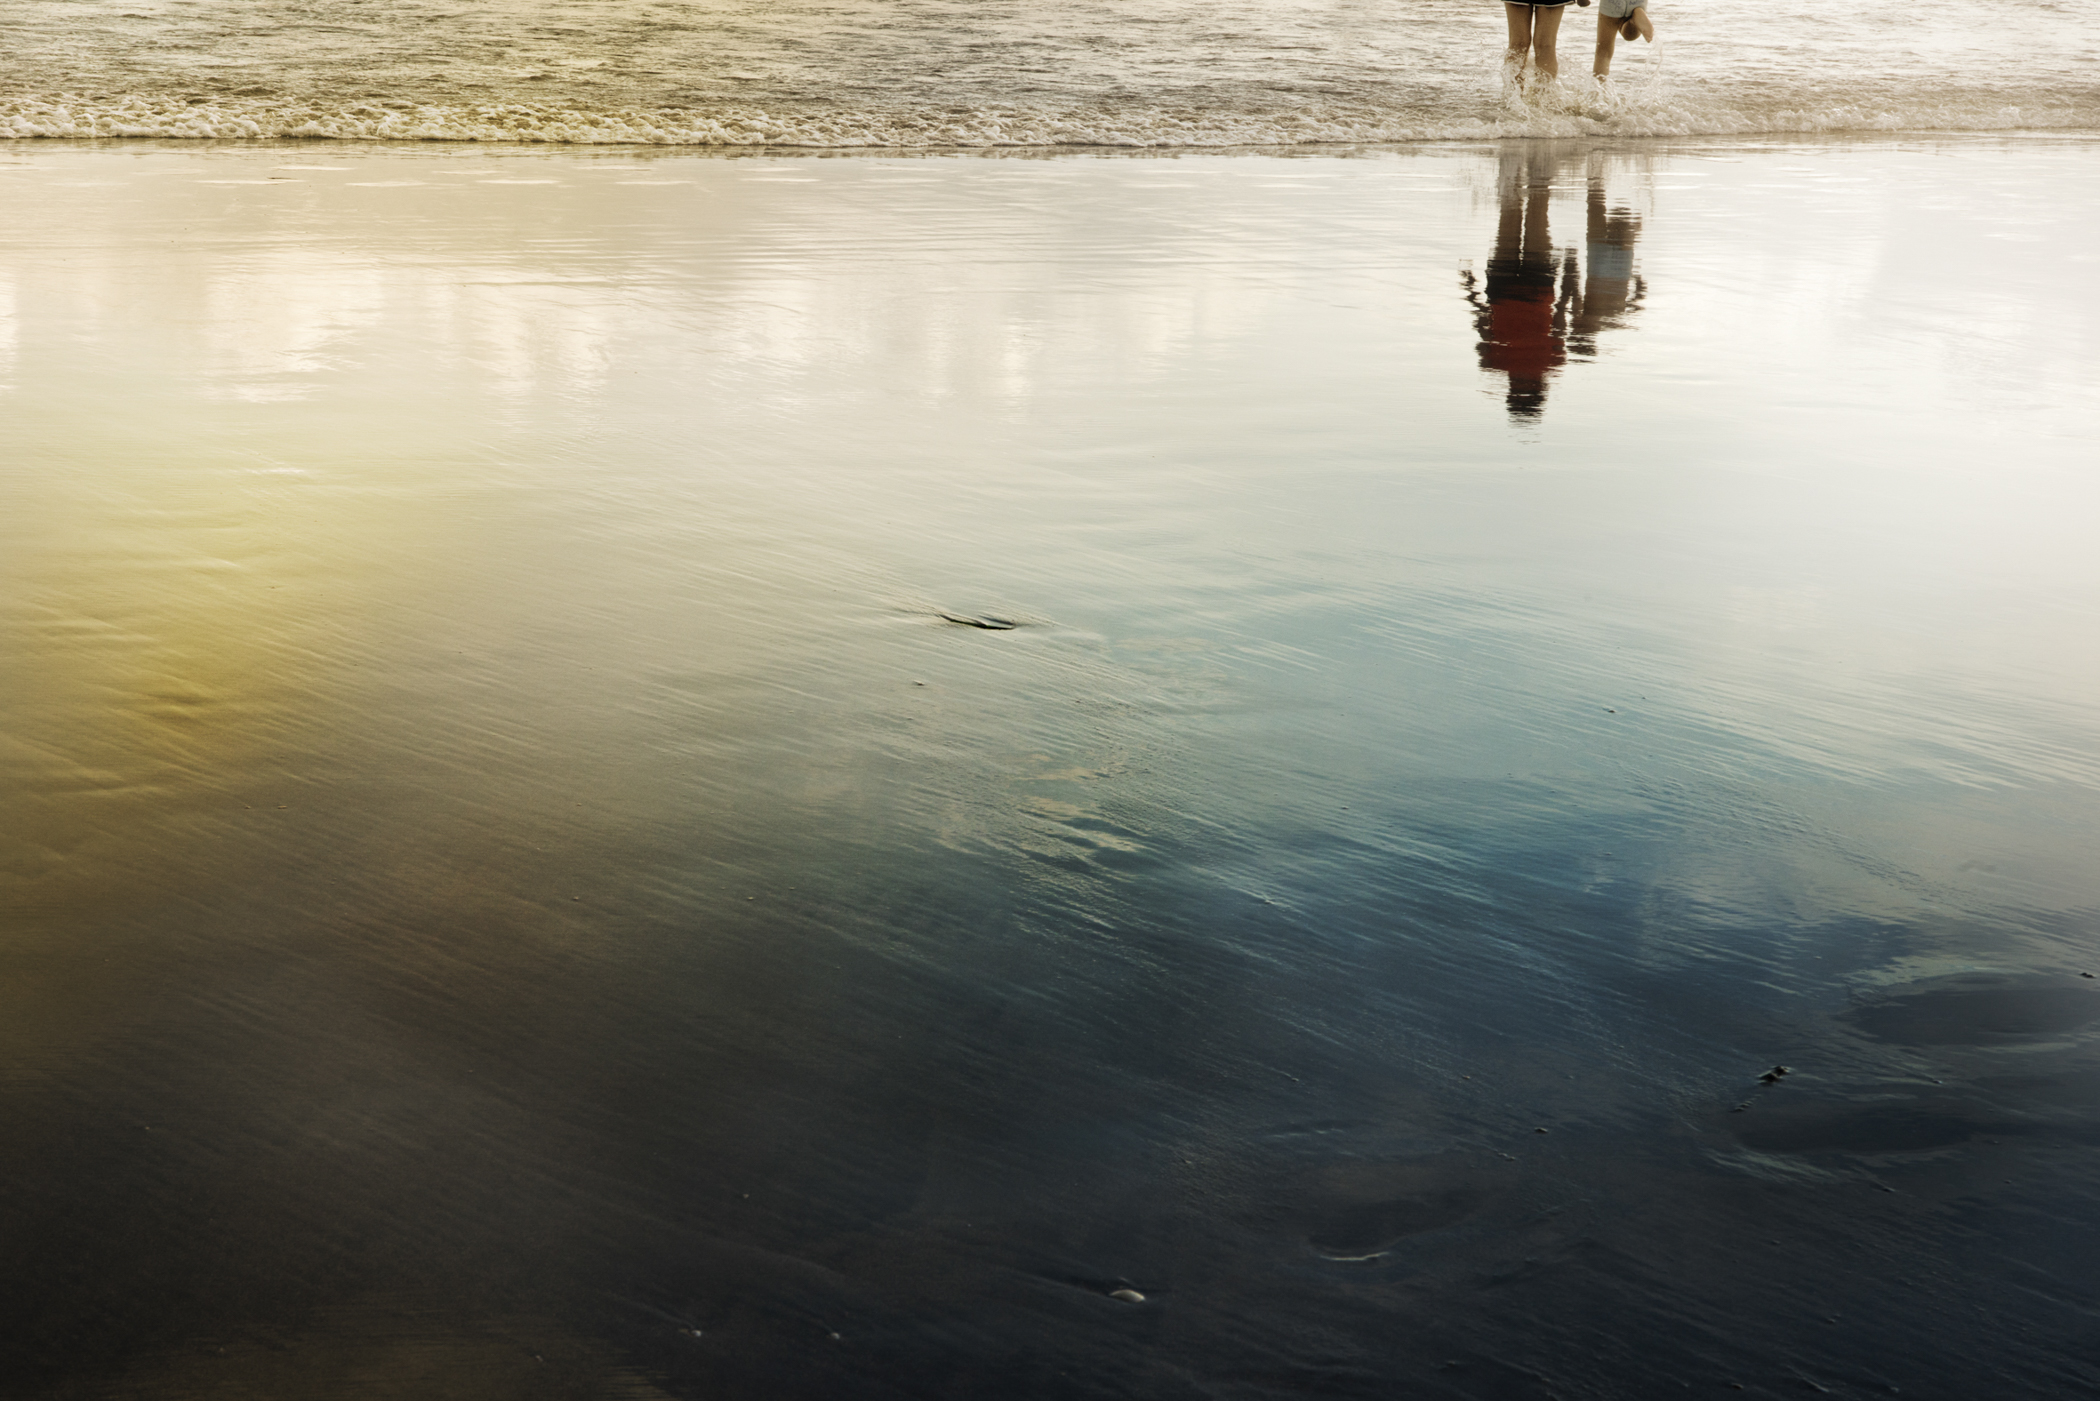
[{"xmin": 4, "ymin": 90, "xmax": 2092, "ymax": 147}]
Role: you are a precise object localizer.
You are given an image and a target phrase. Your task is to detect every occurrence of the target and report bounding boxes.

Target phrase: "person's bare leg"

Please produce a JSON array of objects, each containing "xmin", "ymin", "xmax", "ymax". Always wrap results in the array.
[
  {"xmin": 1627, "ymin": 5, "xmax": 1654, "ymax": 41},
  {"xmin": 1522, "ymin": 157, "xmax": 1554, "ymax": 252},
  {"xmin": 1529, "ymin": 5, "xmax": 1564, "ymax": 80},
  {"xmin": 1503, "ymin": 3, "xmax": 1537, "ymax": 80},
  {"xmin": 1594, "ymin": 11, "xmax": 1619, "ymax": 78}
]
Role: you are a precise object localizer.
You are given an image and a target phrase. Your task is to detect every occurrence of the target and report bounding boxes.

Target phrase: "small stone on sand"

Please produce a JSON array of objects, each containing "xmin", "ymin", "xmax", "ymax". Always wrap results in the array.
[{"xmin": 1109, "ymin": 1288, "xmax": 1145, "ymax": 1303}]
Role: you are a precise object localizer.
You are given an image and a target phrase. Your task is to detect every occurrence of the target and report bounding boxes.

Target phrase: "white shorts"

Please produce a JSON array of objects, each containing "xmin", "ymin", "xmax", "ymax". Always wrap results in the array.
[
  {"xmin": 1588, "ymin": 243, "xmax": 1636, "ymax": 280},
  {"xmin": 1600, "ymin": 0, "xmax": 1647, "ymax": 17}
]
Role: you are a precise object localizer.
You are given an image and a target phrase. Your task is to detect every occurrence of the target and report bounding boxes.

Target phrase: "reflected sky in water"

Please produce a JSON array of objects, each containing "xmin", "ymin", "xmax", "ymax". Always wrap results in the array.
[{"xmin": 2, "ymin": 139, "xmax": 2099, "ymax": 1400}]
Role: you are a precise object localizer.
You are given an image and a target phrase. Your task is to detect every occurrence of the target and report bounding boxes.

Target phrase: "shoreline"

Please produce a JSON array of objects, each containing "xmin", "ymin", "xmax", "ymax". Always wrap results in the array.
[
  {"xmin": 5, "ymin": 129, "xmax": 2098, "ymax": 160},
  {"xmin": 6, "ymin": 97, "xmax": 2097, "ymax": 150}
]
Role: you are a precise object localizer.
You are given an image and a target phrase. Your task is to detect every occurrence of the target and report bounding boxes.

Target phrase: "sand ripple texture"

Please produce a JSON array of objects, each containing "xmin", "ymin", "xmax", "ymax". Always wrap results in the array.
[{"xmin": 5, "ymin": 0, "xmax": 2098, "ymax": 144}]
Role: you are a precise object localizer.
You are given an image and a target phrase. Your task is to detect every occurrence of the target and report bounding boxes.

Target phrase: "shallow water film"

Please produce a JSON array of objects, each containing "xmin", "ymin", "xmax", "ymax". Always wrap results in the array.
[
  {"xmin": 8, "ymin": 0, "xmax": 2097, "ymax": 143},
  {"xmin": 4, "ymin": 138, "xmax": 2100, "ymax": 1400}
]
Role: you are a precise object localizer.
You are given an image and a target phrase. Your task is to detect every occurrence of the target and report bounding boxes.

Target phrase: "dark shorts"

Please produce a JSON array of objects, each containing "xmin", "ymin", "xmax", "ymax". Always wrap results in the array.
[{"xmin": 1512, "ymin": 1, "xmax": 1578, "ymax": 8}]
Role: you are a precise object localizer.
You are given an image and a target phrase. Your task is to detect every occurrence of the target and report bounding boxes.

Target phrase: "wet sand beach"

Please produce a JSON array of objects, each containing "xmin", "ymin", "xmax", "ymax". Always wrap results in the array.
[{"xmin": 3, "ymin": 138, "xmax": 2100, "ymax": 1399}]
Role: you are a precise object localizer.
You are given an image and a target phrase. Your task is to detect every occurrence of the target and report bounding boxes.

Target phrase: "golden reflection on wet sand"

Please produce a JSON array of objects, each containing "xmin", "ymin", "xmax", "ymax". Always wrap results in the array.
[{"xmin": 4, "ymin": 140, "xmax": 2100, "ymax": 1399}]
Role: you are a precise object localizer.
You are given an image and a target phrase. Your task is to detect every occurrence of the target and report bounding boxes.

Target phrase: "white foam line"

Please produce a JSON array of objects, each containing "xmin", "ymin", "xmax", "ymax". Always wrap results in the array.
[{"xmin": 2, "ymin": 92, "xmax": 2093, "ymax": 147}]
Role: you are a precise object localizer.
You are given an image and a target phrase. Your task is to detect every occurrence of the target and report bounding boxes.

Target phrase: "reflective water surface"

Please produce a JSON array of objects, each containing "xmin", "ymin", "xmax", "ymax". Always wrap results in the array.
[{"xmin": 3, "ymin": 138, "xmax": 2100, "ymax": 1400}]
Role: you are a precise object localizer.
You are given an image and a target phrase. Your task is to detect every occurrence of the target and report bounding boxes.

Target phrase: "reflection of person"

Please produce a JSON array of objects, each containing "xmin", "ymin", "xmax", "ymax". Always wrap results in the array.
[
  {"xmin": 1502, "ymin": 1, "xmax": 1576, "ymax": 88},
  {"xmin": 1593, "ymin": 0, "xmax": 1655, "ymax": 82},
  {"xmin": 1462, "ymin": 150, "xmax": 1646, "ymax": 420},
  {"xmin": 1569, "ymin": 171, "xmax": 1645, "ymax": 357},
  {"xmin": 1463, "ymin": 150, "xmax": 1570, "ymax": 419}
]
